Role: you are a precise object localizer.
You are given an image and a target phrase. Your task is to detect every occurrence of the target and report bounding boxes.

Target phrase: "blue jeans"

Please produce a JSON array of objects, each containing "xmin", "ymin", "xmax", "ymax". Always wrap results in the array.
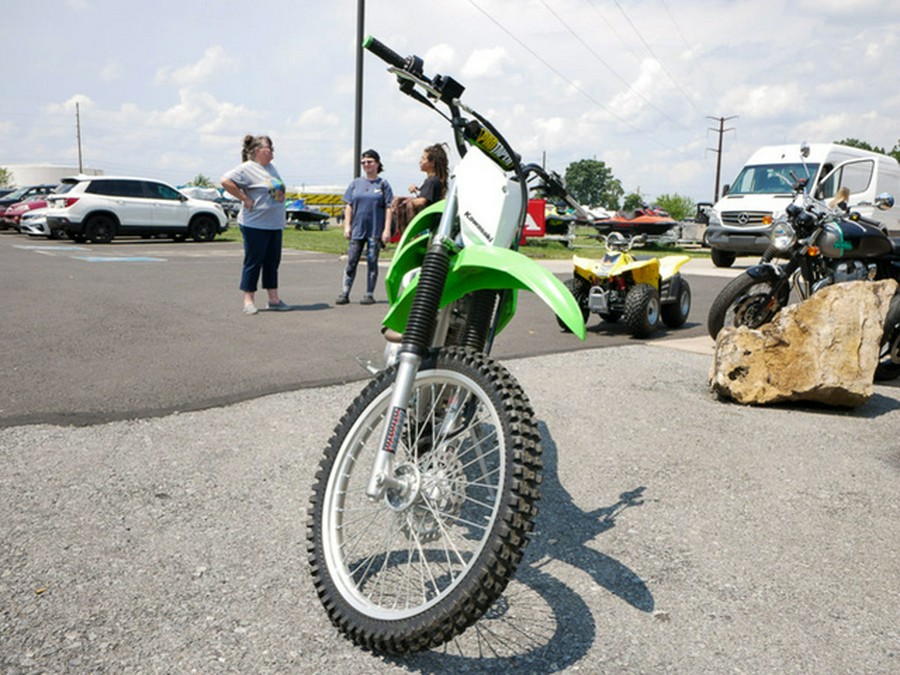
[
  {"xmin": 343, "ymin": 237, "xmax": 382, "ymax": 295},
  {"xmin": 240, "ymin": 226, "xmax": 282, "ymax": 292}
]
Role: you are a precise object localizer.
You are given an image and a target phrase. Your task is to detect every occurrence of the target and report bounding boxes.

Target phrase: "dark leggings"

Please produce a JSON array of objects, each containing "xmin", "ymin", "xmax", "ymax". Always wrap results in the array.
[
  {"xmin": 343, "ymin": 237, "xmax": 381, "ymax": 295},
  {"xmin": 240, "ymin": 226, "xmax": 282, "ymax": 292}
]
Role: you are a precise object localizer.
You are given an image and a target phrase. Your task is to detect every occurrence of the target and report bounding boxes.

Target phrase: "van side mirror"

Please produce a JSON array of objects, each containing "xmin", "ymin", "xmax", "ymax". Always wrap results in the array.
[
  {"xmin": 721, "ymin": 184, "xmax": 730, "ymax": 197},
  {"xmin": 875, "ymin": 193, "xmax": 895, "ymax": 211}
]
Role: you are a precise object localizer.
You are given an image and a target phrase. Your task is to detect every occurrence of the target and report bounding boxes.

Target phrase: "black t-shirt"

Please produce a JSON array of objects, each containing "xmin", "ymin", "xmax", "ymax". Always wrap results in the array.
[{"xmin": 419, "ymin": 175, "xmax": 443, "ymax": 205}]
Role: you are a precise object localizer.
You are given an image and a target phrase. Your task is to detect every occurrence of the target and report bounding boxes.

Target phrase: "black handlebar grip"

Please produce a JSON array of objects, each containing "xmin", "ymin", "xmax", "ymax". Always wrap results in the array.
[{"xmin": 363, "ymin": 35, "xmax": 406, "ymax": 69}]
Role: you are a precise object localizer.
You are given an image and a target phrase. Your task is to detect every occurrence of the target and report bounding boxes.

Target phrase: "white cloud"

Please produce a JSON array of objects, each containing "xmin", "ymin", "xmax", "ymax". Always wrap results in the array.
[
  {"xmin": 154, "ymin": 46, "xmax": 238, "ymax": 88},
  {"xmin": 100, "ymin": 59, "xmax": 123, "ymax": 83},
  {"xmin": 462, "ymin": 47, "xmax": 511, "ymax": 79}
]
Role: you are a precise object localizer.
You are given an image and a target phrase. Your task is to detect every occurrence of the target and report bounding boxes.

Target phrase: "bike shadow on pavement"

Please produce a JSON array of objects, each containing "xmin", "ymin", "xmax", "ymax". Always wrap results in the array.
[{"xmin": 394, "ymin": 422, "xmax": 653, "ymax": 672}]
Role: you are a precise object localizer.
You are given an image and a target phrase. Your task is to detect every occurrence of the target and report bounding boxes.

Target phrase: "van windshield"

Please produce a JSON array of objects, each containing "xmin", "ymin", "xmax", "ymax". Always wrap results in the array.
[{"xmin": 727, "ymin": 163, "xmax": 819, "ymax": 195}]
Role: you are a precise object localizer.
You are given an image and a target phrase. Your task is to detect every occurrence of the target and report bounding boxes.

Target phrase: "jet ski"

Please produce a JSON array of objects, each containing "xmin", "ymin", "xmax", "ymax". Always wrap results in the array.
[
  {"xmin": 593, "ymin": 205, "xmax": 678, "ymax": 236},
  {"xmin": 286, "ymin": 199, "xmax": 330, "ymax": 229}
]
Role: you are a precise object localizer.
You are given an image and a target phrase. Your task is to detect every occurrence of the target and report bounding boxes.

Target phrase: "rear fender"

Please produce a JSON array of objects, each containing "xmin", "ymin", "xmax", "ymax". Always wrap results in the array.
[
  {"xmin": 658, "ymin": 254, "xmax": 691, "ymax": 279},
  {"xmin": 621, "ymin": 257, "xmax": 660, "ymax": 286},
  {"xmin": 383, "ymin": 246, "xmax": 587, "ymax": 339}
]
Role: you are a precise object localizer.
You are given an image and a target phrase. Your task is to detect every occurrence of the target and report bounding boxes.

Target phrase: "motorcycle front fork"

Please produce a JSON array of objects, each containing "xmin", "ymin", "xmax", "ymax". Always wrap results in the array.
[{"xmin": 365, "ymin": 247, "xmax": 456, "ymax": 500}]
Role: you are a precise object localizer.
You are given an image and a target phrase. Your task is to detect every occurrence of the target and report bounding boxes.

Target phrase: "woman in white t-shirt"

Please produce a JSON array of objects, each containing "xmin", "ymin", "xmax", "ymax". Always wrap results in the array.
[{"xmin": 221, "ymin": 134, "xmax": 289, "ymax": 315}]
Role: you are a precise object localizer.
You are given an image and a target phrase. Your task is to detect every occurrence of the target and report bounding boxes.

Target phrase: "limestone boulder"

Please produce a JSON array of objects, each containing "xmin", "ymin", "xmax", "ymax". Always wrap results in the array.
[{"xmin": 709, "ymin": 279, "xmax": 898, "ymax": 407}]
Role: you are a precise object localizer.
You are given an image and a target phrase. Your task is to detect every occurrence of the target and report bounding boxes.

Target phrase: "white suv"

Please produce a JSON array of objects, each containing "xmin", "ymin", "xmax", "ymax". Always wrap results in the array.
[{"xmin": 46, "ymin": 175, "xmax": 229, "ymax": 243}]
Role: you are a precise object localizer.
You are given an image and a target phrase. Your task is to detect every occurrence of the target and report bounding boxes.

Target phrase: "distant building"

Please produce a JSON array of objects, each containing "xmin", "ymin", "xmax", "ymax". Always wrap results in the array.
[{"xmin": 1, "ymin": 164, "xmax": 103, "ymax": 187}]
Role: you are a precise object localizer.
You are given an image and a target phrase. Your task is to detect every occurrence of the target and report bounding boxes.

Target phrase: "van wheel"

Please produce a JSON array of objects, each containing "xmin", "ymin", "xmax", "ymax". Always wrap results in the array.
[
  {"xmin": 711, "ymin": 248, "xmax": 736, "ymax": 268},
  {"xmin": 190, "ymin": 216, "xmax": 217, "ymax": 242},
  {"xmin": 85, "ymin": 215, "xmax": 116, "ymax": 243}
]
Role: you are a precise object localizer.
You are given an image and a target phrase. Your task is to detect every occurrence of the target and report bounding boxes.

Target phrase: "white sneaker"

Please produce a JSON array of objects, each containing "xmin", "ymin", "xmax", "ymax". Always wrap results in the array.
[{"xmin": 243, "ymin": 304, "xmax": 259, "ymax": 315}]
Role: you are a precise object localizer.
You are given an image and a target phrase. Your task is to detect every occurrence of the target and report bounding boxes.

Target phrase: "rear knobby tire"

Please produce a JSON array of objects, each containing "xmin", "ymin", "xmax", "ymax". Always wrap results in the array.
[
  {"xmin": 661, "ymin": 276, "xmax": 691, "ymax": 328},
  {"xmin": 306, "ymin": 347, "xmax": 542, "ymax": 654},
  {"xmin": 557, "ymin": 277, "xmax": 589, "ymax": 332}
]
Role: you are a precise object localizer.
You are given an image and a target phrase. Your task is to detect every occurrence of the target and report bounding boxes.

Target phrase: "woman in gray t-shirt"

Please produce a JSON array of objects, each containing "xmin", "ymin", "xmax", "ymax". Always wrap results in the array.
[{"xmin": 221, "ymin": 134, "xmax": 289, "ymax": 315}]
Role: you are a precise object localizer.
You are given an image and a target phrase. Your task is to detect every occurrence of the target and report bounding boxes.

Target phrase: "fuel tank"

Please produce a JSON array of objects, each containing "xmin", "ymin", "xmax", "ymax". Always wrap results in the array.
[{"xmin": 818, "ymin": 218, "xmax": 892, "ymax": 258}]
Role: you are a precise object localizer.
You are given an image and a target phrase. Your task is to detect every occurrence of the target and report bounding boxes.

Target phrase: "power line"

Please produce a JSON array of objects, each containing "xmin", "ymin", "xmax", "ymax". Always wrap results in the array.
[
  {"xmin": 610, "ymin": 0, "xmax": 703, "ymax": 117},
  {"xmin": 464, "ymin": 0, "xmax": 676, "ymax": 150},
  {"xmin": 538, "ymin": 0, "xmax": 690, "ymax": 131}
]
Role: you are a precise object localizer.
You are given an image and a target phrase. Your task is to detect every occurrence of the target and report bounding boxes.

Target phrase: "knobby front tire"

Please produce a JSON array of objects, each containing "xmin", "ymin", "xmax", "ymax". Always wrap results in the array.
[{"xmin": 306, "ymin": 347, "xmax": 542, "ymax": 654}]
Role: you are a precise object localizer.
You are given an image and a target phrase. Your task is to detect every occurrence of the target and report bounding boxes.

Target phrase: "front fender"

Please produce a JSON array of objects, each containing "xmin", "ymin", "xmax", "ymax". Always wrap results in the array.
[
  {"xmin": 745, "ymin": 262, "xmax": 785, "ymax": 281},
  {"xmin": 383, "ymin": 246, "xmax": 587, "ymax": 339}
]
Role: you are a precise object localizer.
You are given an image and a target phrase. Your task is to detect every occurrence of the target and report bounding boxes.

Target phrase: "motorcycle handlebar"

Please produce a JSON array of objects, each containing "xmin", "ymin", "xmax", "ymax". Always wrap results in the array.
[{"xmin": 363, "ymin": 35, "xmax": 407, "ymax": 70}]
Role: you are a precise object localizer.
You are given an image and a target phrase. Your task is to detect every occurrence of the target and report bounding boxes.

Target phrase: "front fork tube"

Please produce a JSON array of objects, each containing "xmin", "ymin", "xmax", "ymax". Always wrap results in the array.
[
  {"xmin": 366, "ymin": 239, "xmax": 454, "ymax": 499},
  {"xmin": 366, "ymin": 350, "xmax": 423, "ymax": 497}
]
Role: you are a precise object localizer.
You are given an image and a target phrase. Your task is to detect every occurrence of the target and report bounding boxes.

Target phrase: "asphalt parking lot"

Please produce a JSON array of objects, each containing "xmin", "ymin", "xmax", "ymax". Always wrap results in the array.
[
  {"xmin": 0, "ymin": 235, "xmax": 724, "ymax": 427},
  {"xmin": 1, "ymin": 234, "xmax": 898, "ymax": 673}
]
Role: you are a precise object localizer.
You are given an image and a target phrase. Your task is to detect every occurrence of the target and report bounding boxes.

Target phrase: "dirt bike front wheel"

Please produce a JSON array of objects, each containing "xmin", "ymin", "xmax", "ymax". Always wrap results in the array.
[{"xmin": 306, "ymin": 347, "xmax": 542, "ymax": 654}]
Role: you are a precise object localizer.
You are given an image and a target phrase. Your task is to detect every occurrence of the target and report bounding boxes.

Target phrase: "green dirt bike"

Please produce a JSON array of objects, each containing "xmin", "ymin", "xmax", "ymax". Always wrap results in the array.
[{"xmin": 306, "ymin": 37, "xmax": 586, "ymax": 654}]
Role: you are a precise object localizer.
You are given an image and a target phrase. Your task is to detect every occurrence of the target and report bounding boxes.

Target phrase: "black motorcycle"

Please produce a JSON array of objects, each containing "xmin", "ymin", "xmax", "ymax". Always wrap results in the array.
[{"xmin": 706, "ymin": 173, "xmax": 900, "ymax": 380}]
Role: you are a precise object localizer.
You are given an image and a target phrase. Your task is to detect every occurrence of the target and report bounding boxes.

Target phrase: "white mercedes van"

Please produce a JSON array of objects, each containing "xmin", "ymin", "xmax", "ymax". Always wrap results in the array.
[{"xmin": 705, "ymin": 142, "xmax": 900, "ymax": 267}]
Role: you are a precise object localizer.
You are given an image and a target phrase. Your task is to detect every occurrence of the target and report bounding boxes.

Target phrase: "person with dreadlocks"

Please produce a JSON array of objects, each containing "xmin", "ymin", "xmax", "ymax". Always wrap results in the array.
[{"xmin": 389, "ymin": 142, "xmax": 449, "ymax": 242}]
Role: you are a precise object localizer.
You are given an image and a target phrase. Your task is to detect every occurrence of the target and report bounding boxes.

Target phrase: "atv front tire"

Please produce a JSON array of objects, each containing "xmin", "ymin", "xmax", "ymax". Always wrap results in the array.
[{"xmin": 624, "ymin": 283, "xmax": 660, "ymax": 338}]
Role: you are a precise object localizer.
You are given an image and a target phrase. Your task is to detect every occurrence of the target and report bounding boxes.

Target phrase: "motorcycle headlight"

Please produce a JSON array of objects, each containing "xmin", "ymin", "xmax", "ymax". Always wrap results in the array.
[{"xmin": 770, "ymin": 215, "xmax": 796, "ymax": 251}]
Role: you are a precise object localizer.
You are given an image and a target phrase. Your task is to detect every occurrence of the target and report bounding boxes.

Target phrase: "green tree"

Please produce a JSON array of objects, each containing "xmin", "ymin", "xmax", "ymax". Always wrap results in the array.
[
  {"xmin": 834, "ymin": 138, "xmax": 886, "ymax": 154},
  {"xmin": 890, "ymin": 140, "xmax": 900, "ymax": 164},
  {"xmin": 622, "ymin": 191, "xmax": 644, "ymax": 211},
  {"xmin": 0, "ymin": 167, "xmax": 12, "ymax": 188},
  {"xmin": 187, "ymin": 173, "xmax": 214, "ymax": 188},
  {"xmin": 655, "ymin": 193, "xmax": 695, "ymax": 221},
  {"xmin": 564, "ymin": 159, "xmax": 623, "ymax": 210},
  {"xmin": 835, "ymin": 138, "xmax": 900, "ymax": 164}
]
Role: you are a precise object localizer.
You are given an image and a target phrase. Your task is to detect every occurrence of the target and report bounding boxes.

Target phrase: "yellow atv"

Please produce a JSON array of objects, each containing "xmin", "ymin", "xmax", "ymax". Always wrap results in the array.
[{"xmin": 559, "ymin": 232, "xmax": 692, "ymax": 338}]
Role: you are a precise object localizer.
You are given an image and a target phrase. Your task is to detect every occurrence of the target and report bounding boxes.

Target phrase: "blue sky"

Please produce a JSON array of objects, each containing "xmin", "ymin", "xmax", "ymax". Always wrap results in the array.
[{"xmin": 2, "ymin": 0, "xmax": 899, "ymax": 204}]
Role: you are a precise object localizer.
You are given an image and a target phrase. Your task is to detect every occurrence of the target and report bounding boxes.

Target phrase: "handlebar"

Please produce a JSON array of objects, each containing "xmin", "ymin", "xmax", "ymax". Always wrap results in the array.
[
  {"xmin": 363, "ymin": 35, "xmax": 589, "ymax": 237},
  {"xmin": 362, "ymin": 35, "xmax": 407, "ymax": 70}
]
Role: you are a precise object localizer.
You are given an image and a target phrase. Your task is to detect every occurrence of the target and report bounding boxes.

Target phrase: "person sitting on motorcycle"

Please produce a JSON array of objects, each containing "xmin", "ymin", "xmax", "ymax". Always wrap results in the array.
[
  {"xmin": 828, "ymin": 186, "xmax": 851, "ymax": 212},
  {"xmin": 390, "ymin": 143, "xmax": 449, "ymax": 241}
]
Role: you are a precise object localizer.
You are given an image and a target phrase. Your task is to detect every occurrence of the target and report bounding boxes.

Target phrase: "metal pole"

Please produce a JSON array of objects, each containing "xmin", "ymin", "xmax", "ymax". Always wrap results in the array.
[
  {"xmin": 353, "ymin": 0, "xmax": 365, "ymax": 179},
  {"xmin": 707, "ymin": 115, "xmax": 736, "ymax": 202},
  {"xmin": 76, "ymin": 102, "xmax": 83, "ymax": 174}
]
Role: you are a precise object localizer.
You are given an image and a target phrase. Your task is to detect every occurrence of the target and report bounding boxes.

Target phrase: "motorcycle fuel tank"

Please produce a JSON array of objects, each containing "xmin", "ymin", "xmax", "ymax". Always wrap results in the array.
[{"xmin": 818, "ymin": 218, "xmax": 892, "ymax": 258}]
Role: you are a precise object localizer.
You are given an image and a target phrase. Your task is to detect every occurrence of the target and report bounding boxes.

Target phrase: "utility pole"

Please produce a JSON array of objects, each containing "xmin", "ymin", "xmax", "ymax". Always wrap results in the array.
[
  {"xmin": 707, "ymin": 115, "xmax": 736, "ymax": 201},
  {"xmin": 76, "ymin": 102, "xmax": 84, "ymax": 174},
  {"xmin": 353, "ymin": 0, "xmax": 365, "ymax": 179}
]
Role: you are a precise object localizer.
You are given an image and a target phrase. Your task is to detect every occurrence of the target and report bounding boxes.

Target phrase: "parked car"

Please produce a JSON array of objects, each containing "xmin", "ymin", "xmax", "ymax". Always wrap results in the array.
[
  {"xmin": 1, "ymin": 195, "xmax": 51, "ymax": 231},
  {"xmin": 180, "ymin": 186, "xmax": 240, "ymax": 219},
  {"xmin": 19, "ymin": 208, "xmax": 54, "ymax": 238},
  {"xmin": 45, "ymin": 175, "xmax": 229, "ymax": 243},
  {"xmin": 0, "ymin": 184, "xmax": 58, "ymax": 229}
]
